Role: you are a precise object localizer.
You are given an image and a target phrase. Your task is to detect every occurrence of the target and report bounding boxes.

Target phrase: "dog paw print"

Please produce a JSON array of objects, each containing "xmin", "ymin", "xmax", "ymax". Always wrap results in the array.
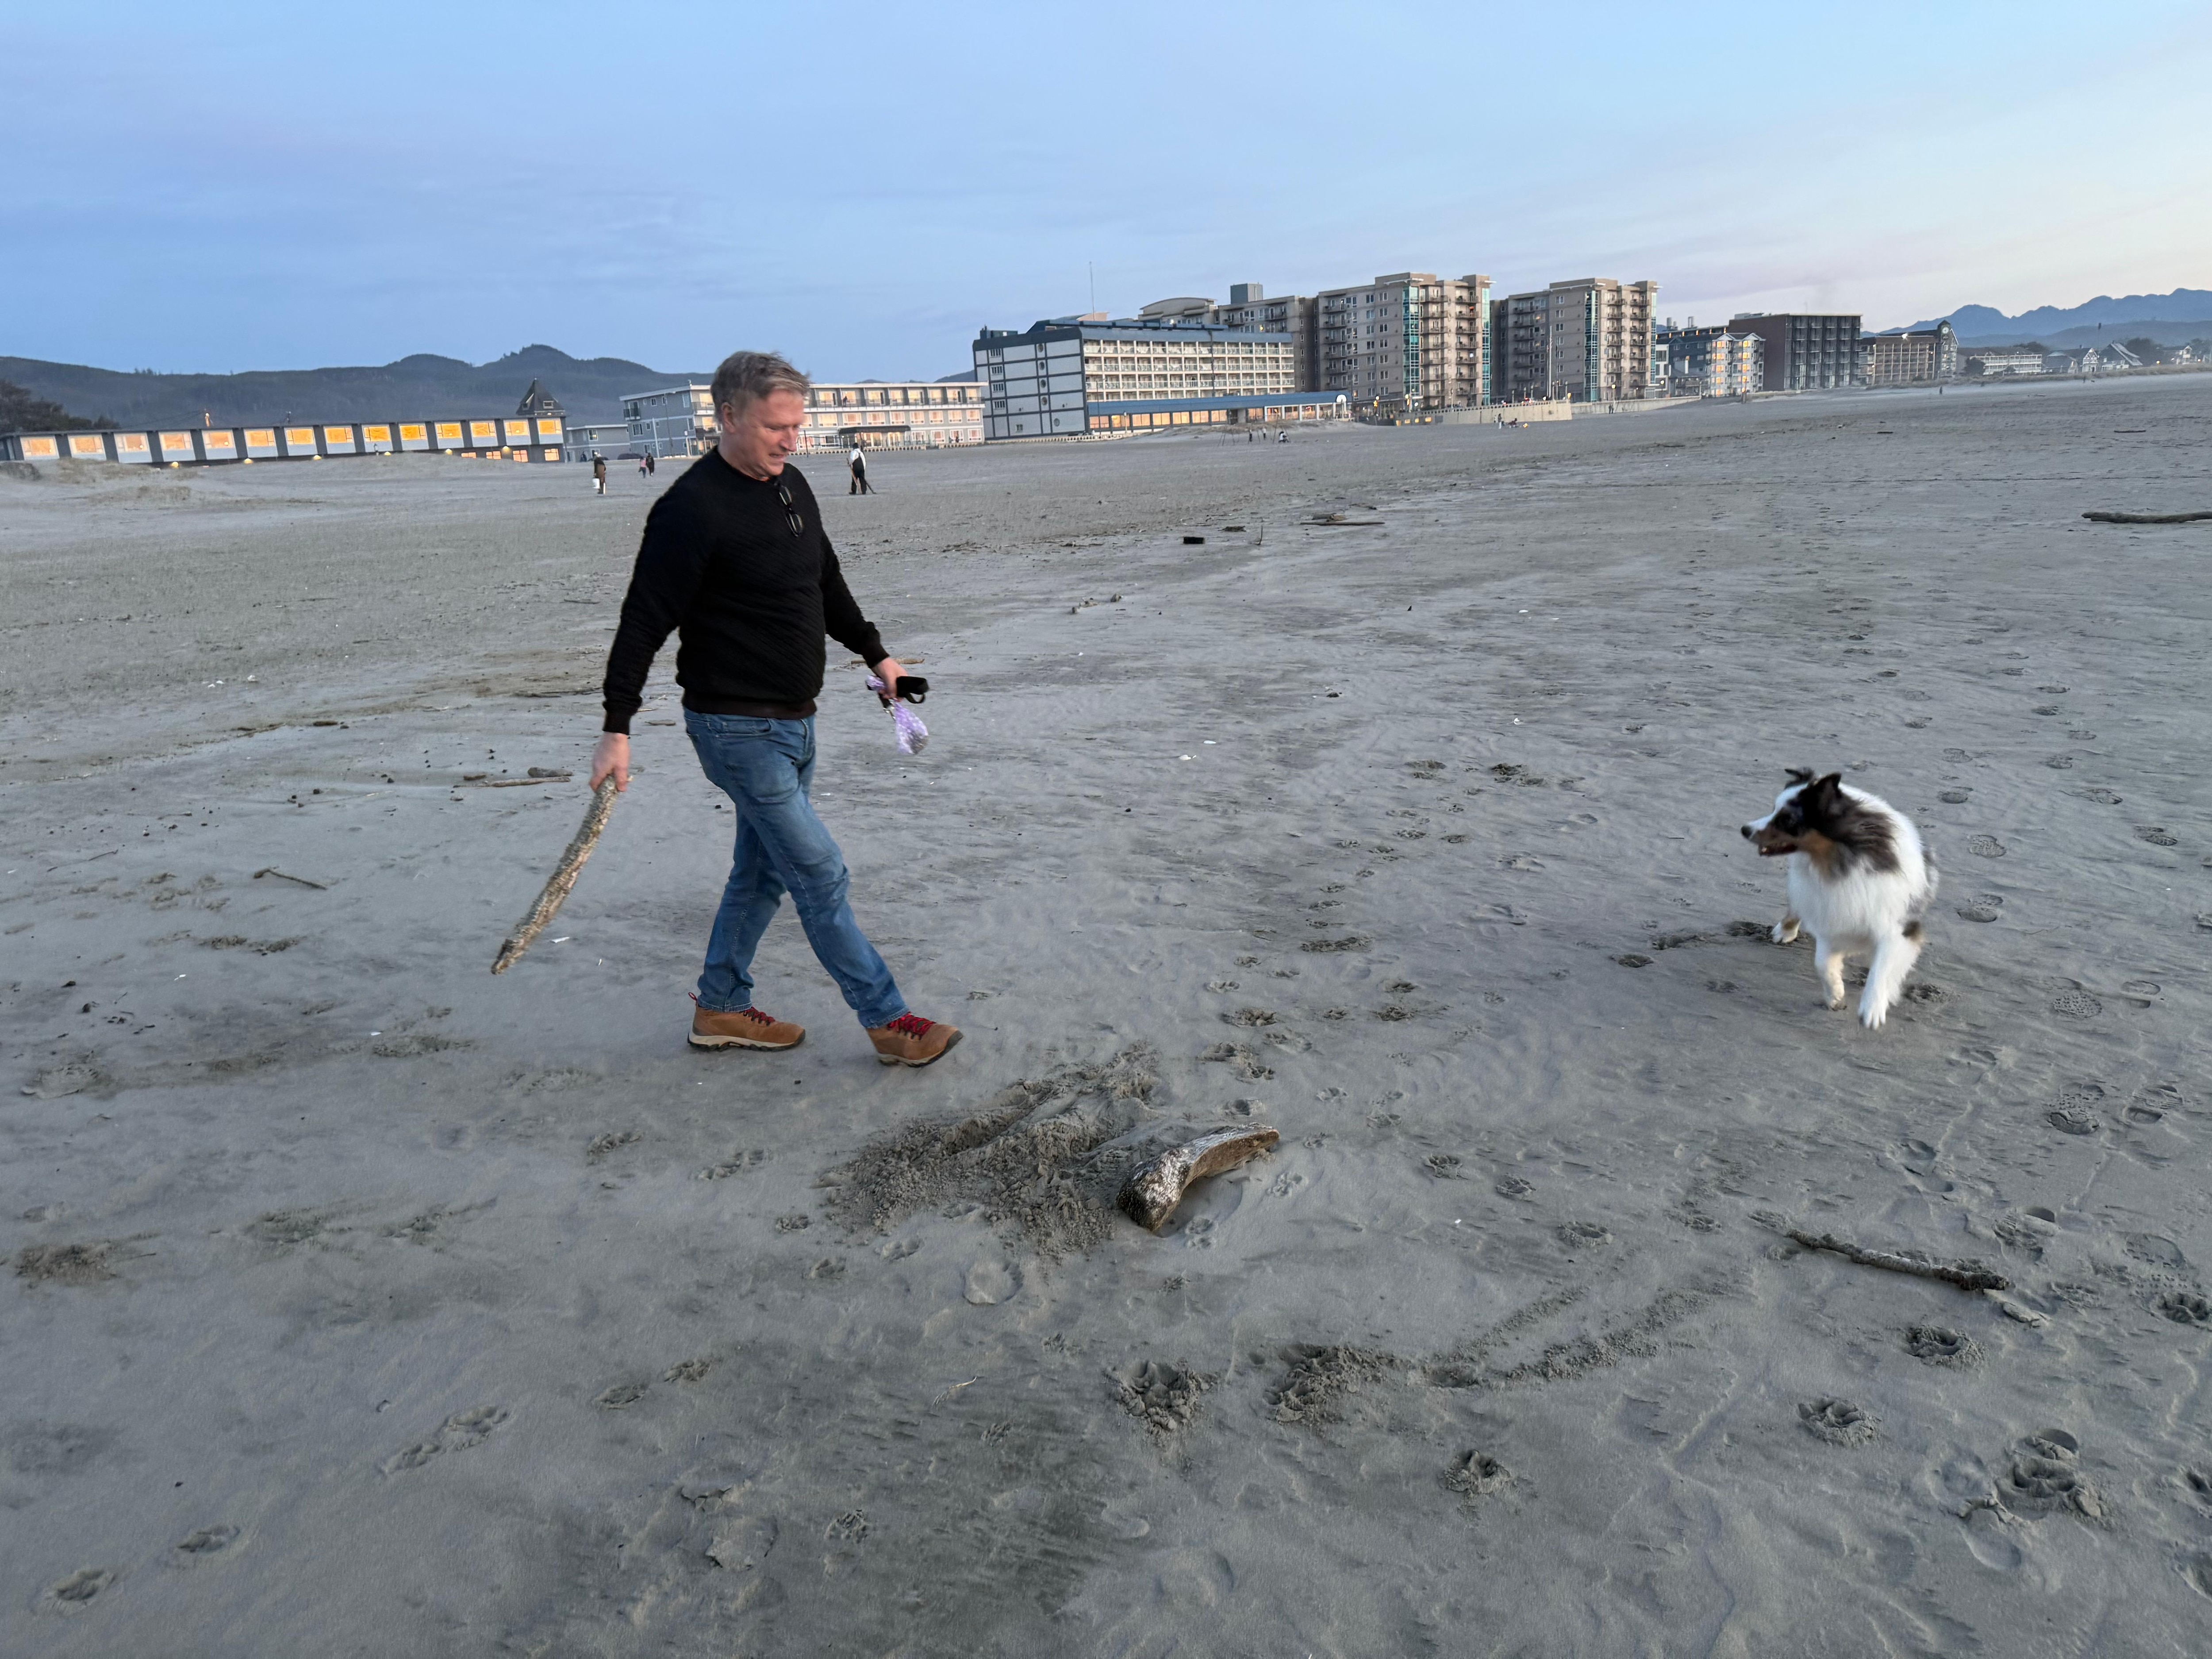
[
  {"xmin": 1441, "ymin": 1450, "xmax": 1513, "ymax": 1501},
  {"xmin": 1967, "ymin": 835, "xmax": 2006, "ymax": 858},
  {"xmin": 1799, "ymin": 1398, "xmax": 1878, "ymax": 1446},
  {"xmin": 2158, "ymin": 1292, "xmax": 2212, "ymax": 1329},
  {"xmin": 2002, "ymin": 1429, "xmax": 2103, "ymax": 1520},
  {"xmin": 1905, "ymin": 1325, "xmax": 1983, "ymax": 1367},
  {"xmin": 2134, "ymin": 826, "xmax": 2178, "ymax": 847}
]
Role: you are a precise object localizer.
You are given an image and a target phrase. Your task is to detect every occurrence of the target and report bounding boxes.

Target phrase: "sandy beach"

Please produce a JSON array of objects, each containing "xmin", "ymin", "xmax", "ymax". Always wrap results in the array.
[{"xmin": 4, "ymin": 375, "xmax": 2210, "ymax": 1655}]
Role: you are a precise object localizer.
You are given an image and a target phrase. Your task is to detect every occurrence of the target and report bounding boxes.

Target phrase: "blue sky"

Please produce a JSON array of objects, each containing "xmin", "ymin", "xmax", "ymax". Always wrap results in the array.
[{"xmin": 7, "ymin": 0, "xmax": 2208, "ymax": 380}]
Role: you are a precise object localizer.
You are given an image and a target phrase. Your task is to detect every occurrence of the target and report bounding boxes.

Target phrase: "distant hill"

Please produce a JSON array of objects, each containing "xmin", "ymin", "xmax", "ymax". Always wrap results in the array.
[
  {"xmin": 0, "ymin": 345, "xmax": 707, "ymax": 431},
  {"xmin": 1887, "ymin": 288, "xmax": 2212, "ymax": 347}
]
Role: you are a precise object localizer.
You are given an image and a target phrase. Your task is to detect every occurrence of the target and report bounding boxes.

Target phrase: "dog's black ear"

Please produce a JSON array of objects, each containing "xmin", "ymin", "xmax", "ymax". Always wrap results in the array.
[
  {"xmin": 1810, "ymin": 772, "xmax": 1845, "ymax": 801},
  {"xmin": 1785, "ymin": 767, "xmax": 1815, "ymax": 786}
]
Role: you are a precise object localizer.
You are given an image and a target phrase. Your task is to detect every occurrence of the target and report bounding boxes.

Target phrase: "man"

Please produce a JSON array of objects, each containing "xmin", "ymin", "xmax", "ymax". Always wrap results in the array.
[
  {"xmin": 847, "ymin": 439, "xmax": 871, "ymax": 495},
  {"xmin": 592, "ymin": 453, "xmax": 608, "ymax": 495},
  {"xmin": 588, "ymin": 350, "xmax": 959, "ymax": 1067}
]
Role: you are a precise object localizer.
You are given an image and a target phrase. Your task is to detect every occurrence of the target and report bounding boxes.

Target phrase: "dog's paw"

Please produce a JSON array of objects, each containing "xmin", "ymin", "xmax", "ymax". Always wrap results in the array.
[
  {"xmin": 1771, "ymin": 921, "xmax": 1799, "ymax": 945},
  {"xmin": 1859, "ymin": 1001, "xmax": 1889, "ymax": 1030}
]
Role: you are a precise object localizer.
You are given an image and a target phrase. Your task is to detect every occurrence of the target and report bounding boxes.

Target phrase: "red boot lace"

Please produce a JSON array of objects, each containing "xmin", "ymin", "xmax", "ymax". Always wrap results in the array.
[
  {"xmin": 884, "ymin": 1013, "xmax": 933, "ymax": 1037},
  {"xmin": 738, "ymin": 1007, "xmax": 775, "ymax": 1025}
]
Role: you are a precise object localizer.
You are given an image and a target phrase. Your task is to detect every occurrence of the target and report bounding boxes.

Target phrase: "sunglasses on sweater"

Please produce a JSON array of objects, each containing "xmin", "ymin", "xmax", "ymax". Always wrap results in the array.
[{"xmin": 775, "ymin": 481, "xmax": 805, "ymax": 538}]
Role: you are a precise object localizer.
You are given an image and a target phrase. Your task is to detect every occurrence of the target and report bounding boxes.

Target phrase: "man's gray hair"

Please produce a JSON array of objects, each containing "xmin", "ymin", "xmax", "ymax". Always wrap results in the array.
[{"xmin": 710, "ymin": 350, "xmax": 810, "ymax": 420}]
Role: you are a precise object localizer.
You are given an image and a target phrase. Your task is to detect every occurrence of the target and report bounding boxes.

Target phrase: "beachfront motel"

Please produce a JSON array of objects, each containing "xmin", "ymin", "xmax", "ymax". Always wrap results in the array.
[{"xmin": 972, "ymin": 316, "xmax": 1343, "ymax": 440}]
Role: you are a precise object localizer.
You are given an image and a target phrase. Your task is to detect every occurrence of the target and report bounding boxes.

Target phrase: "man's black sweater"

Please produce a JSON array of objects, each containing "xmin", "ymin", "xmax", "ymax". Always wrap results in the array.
[{"xmin": 600, "ymin": 454, "xmax": 886, "ymax": 734}]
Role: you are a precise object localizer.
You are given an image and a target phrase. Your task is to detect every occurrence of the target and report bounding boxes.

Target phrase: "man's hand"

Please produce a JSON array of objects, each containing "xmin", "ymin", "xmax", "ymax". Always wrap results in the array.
[
  {"xmin": 872, "ymin": 657, "xmax": 906, "ymax": 705},
  {"xmin": 590, "ymin": 731, "xmax": 630, "ymax": 792}
]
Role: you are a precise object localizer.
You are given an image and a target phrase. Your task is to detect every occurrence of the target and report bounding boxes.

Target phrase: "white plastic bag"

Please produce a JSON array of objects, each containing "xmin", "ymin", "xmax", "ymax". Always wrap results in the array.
[{"xmin": 865, "ymin": 676, "xmax": 928, "ymax": 755}]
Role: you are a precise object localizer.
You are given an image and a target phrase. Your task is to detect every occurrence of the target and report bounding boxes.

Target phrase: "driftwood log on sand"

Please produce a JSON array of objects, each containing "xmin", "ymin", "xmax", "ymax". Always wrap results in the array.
[
  {"xmin": 491, "ymin": 777, "xmax": 619, "ymax": 975},
  {"xmin": 1118, "ymin": 1127, "xmax": 1280, "ymax": 1232},
  {"xmin": 1785, "ymin": 1228, "xmax": 2010, "ymax": 1293},
  {"xmin": 2083, "ymin": 510, "xmax": 2212, "ymax": 524}
]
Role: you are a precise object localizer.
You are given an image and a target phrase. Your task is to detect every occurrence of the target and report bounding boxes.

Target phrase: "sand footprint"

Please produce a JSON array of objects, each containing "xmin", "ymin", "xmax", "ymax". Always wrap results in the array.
[
  {"xmin": 1905, "ymin": 1325, "xmax": 1983, "ymax": 1367},
  {"xmin": 1114, "ymin": 1359, "xmax": 1216, "ymax": 1436},
  {"xmin": 171, "ymin": 1525, "xmax": 241, "ymax": 1567},
  {"xmin": 35, "ymin": 1567, "xmax": 115, "ymax": 1617},
  {"xmin": 1799, "ymin": 1398, "xmax": 1878, "ymax": 1446},
  {"xmin": 383, "ymin": 1404, "xmax": 510, "ymax": 1472},
  {"xmin": 2001, "ymin": 1429, "xmax": 2103, "ymax": 1520},
  {"xmin": 1442, "ymin": 1450, "xmax": 1513, "ymax": 1503}
]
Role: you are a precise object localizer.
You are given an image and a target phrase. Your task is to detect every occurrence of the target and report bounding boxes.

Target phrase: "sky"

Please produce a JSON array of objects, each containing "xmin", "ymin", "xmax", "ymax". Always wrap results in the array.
[{"xmin": 7, "ymin": 0, "xmax": 2210, "ymax": 380}]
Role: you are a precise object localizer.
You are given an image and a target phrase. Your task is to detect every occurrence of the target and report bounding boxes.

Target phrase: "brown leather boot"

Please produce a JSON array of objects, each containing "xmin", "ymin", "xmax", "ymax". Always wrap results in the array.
[
  {"xmin": 689, "ymin": 1005, "xmax": 805, "ymax": 1051},
  {"xmin": 867, "ymin": 1013, "xmax": 962, "ymax": 1067}
]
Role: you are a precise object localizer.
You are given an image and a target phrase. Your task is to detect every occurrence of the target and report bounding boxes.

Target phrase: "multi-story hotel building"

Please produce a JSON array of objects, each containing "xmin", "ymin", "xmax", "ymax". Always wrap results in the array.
[
  {"xmin": 803, "ymin": 382, "xmax": 984, "ymax": 449},
  {"xmin": 1491, "ymin": 277, "xmax": 1658, "ymax": 404},
  {"xmin": 622, "ymin": 384, "xmax": 716, "ymax": 460},
  {"xmin": 1317, "ymin": 272, "xmax": 1492, "ymax": 411},
  {"xmin": 1861, "ymin": 320, "xmax": 1960, "ymax": 386},
  {"xmin": 1725, "ymin": 313, "xmax": 1862, "ymax": 390},
  {"xmin": 1966, "ymin": 349, "xmax": 2047, "ymax": 377},
  {"xmin": 1215, "ymin": 284, "xmax": 1321, "ymax": 391},
  {"xmin": 1654, "ymin": 323, "xmax": 1764, "ymax": 396},
  {"xmin": 972, "ymin": 316, "xmax": 1336, "ymax": 440},
  {"xmin": 623, "ymin": 379, "xmax": 983, "ymax": 458}
]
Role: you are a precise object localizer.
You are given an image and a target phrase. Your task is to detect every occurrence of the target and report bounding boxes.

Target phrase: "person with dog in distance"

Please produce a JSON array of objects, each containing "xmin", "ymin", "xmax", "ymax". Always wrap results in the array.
[{"xmin": 588, "ymin": 349, "xmax": 960, "ymax": 1068}]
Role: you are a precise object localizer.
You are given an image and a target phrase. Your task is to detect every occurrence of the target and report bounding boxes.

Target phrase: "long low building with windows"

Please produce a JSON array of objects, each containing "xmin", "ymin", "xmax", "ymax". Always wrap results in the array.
[
  {"xmin": 3, "ymin": 416, "xmax": 565, "ymax": 465},
  {"xmin": 621, "ymin": 380, "xmax": 985, "ymax": 458},
  {"xmin": 804, "ymin": 382, "xmax": 983, "ymax": 449},
  {"xmin": 973, "ymin": 316, "xmax": 1344, "ymax": 439}
]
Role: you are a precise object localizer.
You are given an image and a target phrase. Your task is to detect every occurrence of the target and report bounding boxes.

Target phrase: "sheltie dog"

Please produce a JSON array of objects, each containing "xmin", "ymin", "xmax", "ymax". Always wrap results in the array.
[{"xmin": 1740, "ymin": 770, "xmax": 1938, "ymax": 1029}]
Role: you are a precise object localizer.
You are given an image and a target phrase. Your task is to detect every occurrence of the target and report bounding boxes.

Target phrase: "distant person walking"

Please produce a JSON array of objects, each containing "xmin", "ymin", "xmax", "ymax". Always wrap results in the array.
[
  {"xmin": 590, "ymin": 350, "xmax": 960, "ymax": 1068},
  {"xmin": 592, "ymin": 453, "xmax": 607, "ymax": 495},
  {"xmin": 848, "ymin": 440, "xmax": 871, "ymax": 495},
  {"xmin": 645, "ymin": 452, "xmax": 657, "ymax": 477}
]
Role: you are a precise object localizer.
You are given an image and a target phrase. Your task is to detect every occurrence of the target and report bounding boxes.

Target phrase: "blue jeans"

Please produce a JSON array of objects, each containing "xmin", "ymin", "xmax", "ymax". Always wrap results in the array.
[{"xmin": 685, "ymin": 711, "xmax": 906, "ymax": 1028}]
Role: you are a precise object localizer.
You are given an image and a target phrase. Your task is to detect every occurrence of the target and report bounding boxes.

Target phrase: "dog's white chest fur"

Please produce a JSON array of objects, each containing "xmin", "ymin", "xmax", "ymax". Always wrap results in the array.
[{"xmin": 1784, "ymin": 833, "xmax": 1933, "ymax": 949}]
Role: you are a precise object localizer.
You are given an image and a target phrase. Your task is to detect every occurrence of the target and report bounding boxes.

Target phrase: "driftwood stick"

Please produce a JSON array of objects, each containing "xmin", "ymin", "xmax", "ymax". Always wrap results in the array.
[
  {"xmin": 254, "ymin": 867, "xmax": 328, "ymax": 890},
  {"xmin": 1785, "ymin": 1228, "xmax": 2010, "ymax": 1293},
  {"xmin": 2082, "ymin": 510, "xmax": 2212, "ymax": 525},
  {"xmin": 1118, "ymin": 1127, "xmax": 1279, "ymax": 1232},
  {"xmin": 491, "ymin": 778, "xmax": 619, "ymax": 975}
]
